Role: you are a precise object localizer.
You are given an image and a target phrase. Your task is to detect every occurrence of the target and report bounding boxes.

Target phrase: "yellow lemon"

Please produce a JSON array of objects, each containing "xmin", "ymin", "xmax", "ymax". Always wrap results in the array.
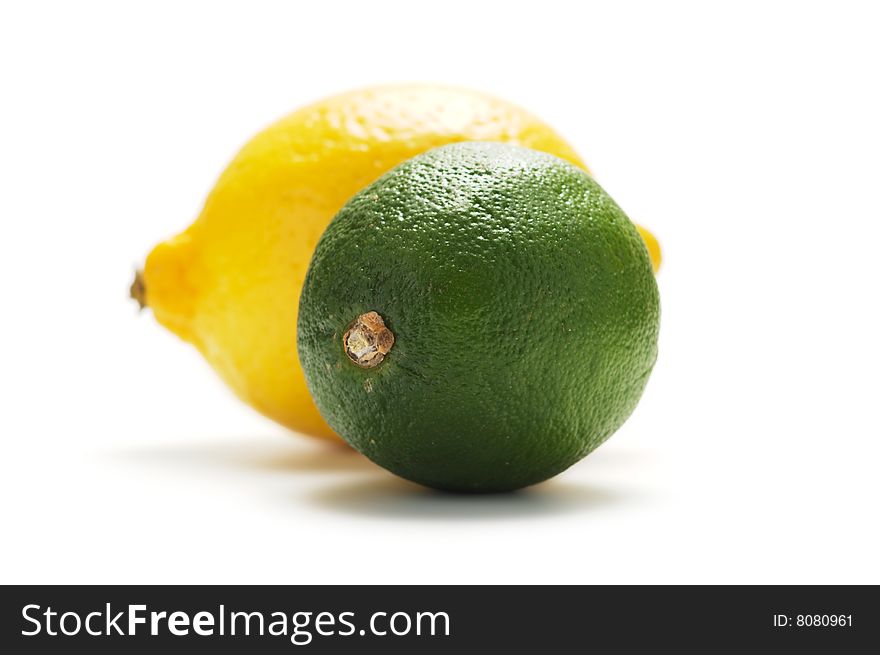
[
  {"xmin": 637, "ymin": 225, "xmax": 662, "ymax": 272},
  {"xmin": 136, "ymin": 84, "xmax": 661, "ymax": 438}
]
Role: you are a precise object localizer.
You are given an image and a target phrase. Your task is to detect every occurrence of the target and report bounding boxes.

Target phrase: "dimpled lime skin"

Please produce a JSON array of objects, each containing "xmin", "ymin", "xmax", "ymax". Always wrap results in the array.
[{"xmin": 297, "ymin": 142, "xmax": 660, "ymax": 492}]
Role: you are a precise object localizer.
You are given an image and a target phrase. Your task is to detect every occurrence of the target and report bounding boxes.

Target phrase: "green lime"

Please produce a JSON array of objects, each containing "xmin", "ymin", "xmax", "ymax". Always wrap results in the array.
[{"xmin": 298, "ymin": 142, "xmax": 659, "ymax": 492}]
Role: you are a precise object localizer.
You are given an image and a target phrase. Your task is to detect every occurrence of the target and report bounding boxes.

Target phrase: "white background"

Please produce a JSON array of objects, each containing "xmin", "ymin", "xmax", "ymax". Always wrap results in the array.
[{"xmin": 1, "ymin": 1, "xmax": 878, "ymax": 584}]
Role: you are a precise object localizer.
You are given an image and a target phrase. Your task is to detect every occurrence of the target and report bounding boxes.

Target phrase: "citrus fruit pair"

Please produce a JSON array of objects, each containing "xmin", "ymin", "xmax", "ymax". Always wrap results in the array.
[
  {"xmin": 137, "ymin": 84, "xmax": 660, "ymax": 490},
  {"xmin": 137, "ymin": 84, "xmax": 660, "ymax": 442}
]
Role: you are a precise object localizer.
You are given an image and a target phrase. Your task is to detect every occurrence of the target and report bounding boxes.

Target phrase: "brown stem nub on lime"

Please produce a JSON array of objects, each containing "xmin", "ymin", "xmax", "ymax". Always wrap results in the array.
[{"xmin": 343, "ymin": 312, "xmax": 395, "ymax": 368}]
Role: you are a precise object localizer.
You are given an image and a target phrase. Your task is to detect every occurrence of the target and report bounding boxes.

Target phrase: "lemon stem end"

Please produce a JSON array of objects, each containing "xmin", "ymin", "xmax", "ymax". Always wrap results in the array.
[{"xmin": 130, "ymin": 269, "xmax": 147, "ymax": 310}]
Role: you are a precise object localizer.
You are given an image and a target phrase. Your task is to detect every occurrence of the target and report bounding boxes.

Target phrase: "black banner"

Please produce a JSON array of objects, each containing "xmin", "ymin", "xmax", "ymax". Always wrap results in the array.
[{"xmin": 1, "ymin": 585, "xmax": 875, "ymax": 652}]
